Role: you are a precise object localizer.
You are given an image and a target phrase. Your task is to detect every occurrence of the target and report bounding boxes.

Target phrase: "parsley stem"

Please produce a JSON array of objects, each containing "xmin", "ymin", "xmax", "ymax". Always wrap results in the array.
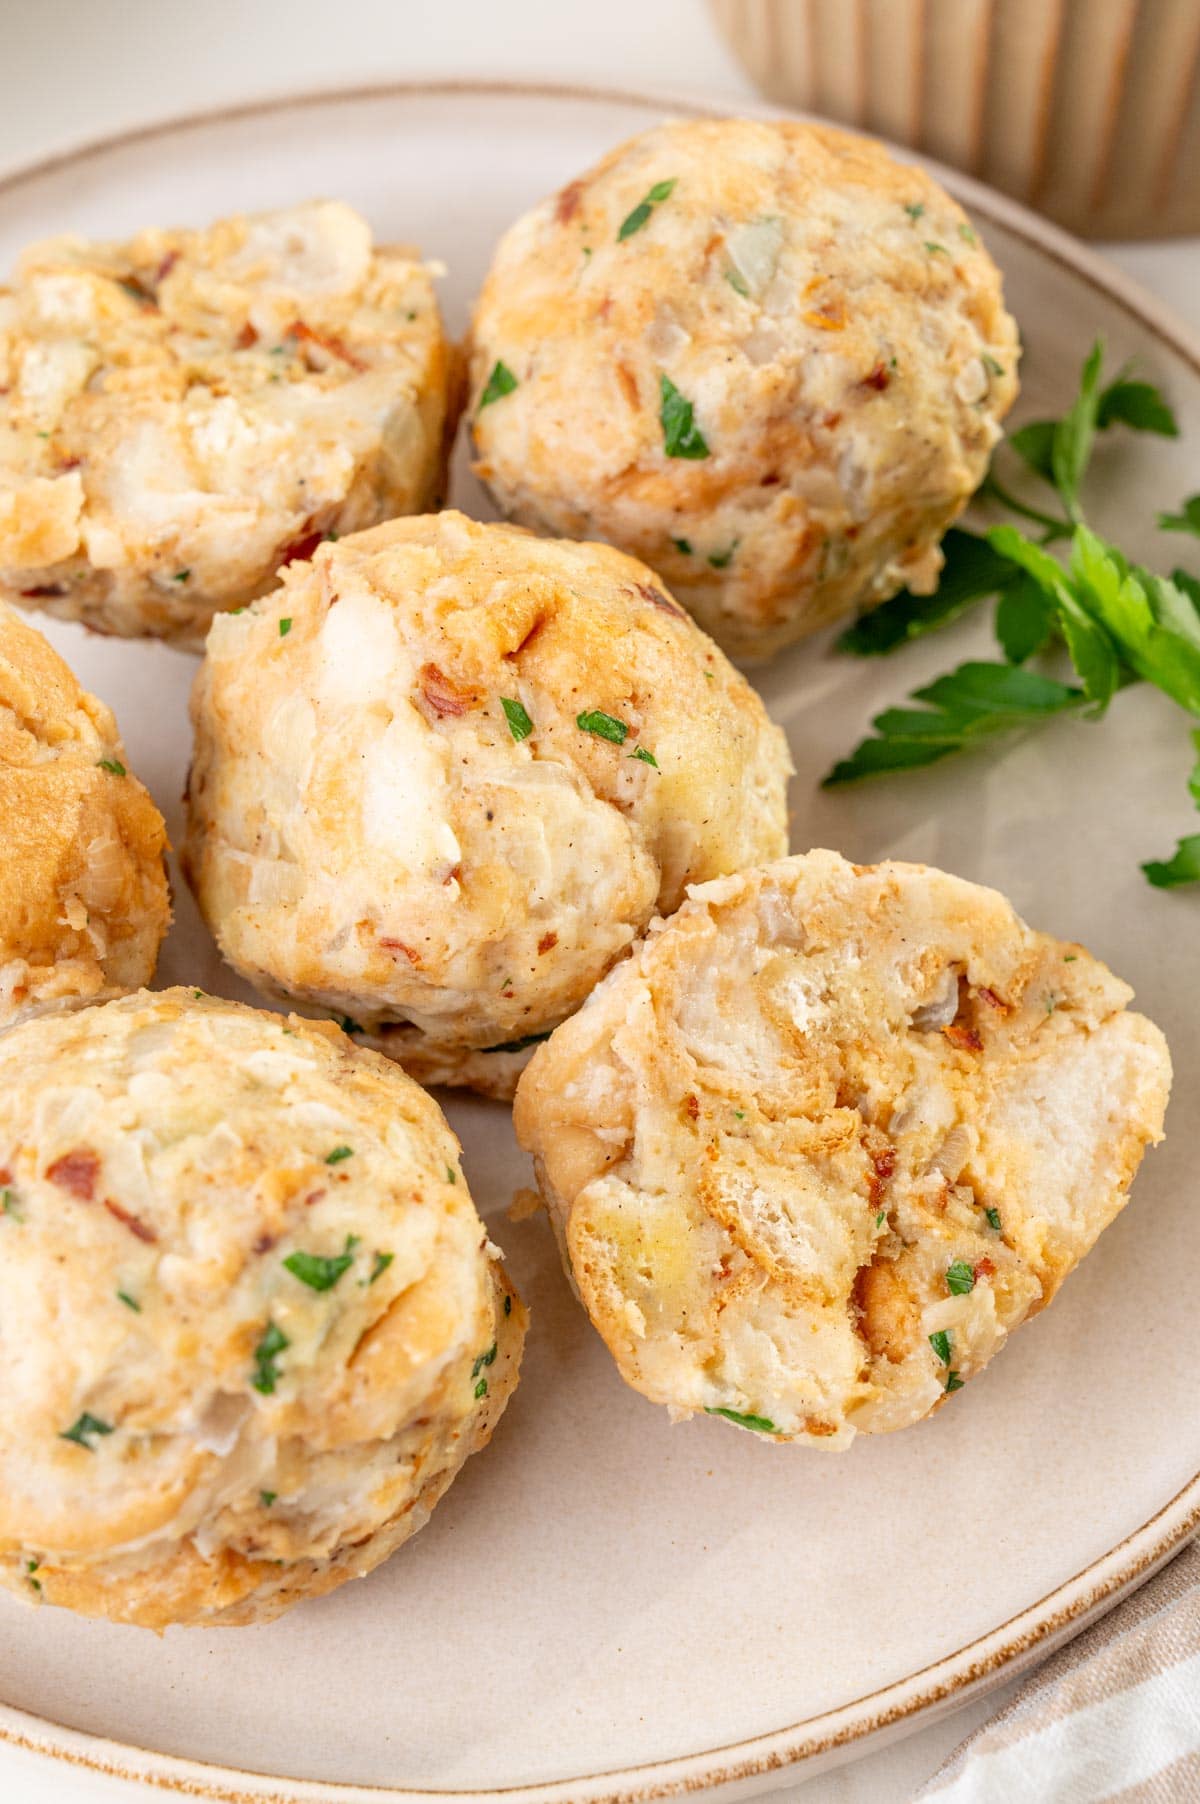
[{"xmin": 981, "ymin": 474, "xmax": 1073, "ymax": 542}]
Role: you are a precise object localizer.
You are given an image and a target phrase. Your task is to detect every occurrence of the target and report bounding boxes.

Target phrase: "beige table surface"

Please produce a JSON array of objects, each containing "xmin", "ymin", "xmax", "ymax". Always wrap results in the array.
[{"xmin": 1, "ymin": 4, "xmax": 1196, "ymax": 1801}]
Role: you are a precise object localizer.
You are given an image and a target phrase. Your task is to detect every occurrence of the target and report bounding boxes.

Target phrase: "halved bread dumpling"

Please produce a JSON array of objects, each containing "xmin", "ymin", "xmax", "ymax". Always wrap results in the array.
[{"xmin": 514, "ymin": 850, "xmax": 1171, "ymax": 1447}]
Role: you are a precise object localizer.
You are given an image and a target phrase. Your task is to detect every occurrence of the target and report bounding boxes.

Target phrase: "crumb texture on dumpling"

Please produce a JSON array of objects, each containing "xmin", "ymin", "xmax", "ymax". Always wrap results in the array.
[
  {"xmin": 514, "ymin": 851, "xmax": 1170, "ymax": 1446},
  {"xmin": 0, "ymin": 989, "xmax": 524, "ymax": 1628},
  {"xmin": 183, "ymin": 510, "xmax": 791, "ymax": 1095},
  {"xmin": 0, "ymin": 201, "xmax": 453, "ymax": 644},
  {"xmin": 469, "ymin": 118, "xmax": 1020, "ymax": 659},
  {"xmin": 0, "ymin": 601, "xmax": 168, "ymax": 1027}
]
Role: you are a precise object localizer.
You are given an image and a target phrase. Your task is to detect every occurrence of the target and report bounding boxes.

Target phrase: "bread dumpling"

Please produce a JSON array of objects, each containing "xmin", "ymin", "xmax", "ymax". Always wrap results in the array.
[
  {"xmin": 514, "ymin": 851, "xmax": 1170, "ymax": 1446},
  {"xmin": 0, "ymin": 989, "xmax": 525, "ymax": 1628}
]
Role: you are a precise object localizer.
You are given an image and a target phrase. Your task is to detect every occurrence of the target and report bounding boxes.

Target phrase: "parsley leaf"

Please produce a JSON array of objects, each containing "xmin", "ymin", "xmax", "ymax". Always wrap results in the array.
[
  {"xmin": 617, "ymin": 177, "xmax": 677, "ymax": 241},
  {"xmin": 367, "ymin": 1250, "xmax": 394, "ymax": 1284},
  {"xmin": 479, "ymin": 360, "xmax": 518, "ymax": 407},
  {"xmin": 324, "ymin": 1145, "xmax": 353, "ymax": 1165},
  {"xmin": 823, "ymin": 662, "xmax": 1084, "ymax": 787},
  {"xmin": 1159, "ymin": 495, "xmax": 1200, "ymax": 538},
  {"xmin": 577, "ymin": 709, "xmax": 629, "ymax": 744},
  {"xmin": 116, "ymin": 1289, "xmax": 141, "ymax": 1312},
  {"xmin": 1098, "ymin": 381, "xmax": 1179, "ymax": 437},
  {"xmin": 944, "ymin": 1370, "xmax": 965, "ymax": 1393},
  {"xmin": 659, "ymin": 375, "xmax": 709, "ymax": 459},
  {"xmin": 631, "ymin": 745, "xmax": 658, "ymax": 767},
  {"xmin": 252, "ymin": 1322, "xmax": 289, "ymax": 1393},
  {"xmin": 988, "ymin": 526, "xmax": 1120, "ymax": 713},
  {"xmin": 945, "ymin": 1260, "xmax": 976, "ymax": 1295},
  {"xmin": 278, "ymin": 617, "xmax": 292, "ymax": 637},
  {"xmin": 705, "ymin": 1406, "xmax": 778, "ymax": 1434},
  {"xmin": 985, "ymin": 1207, "xmax": 1002, "ymax": 1231},
  {"xmin": 97, "ymin": 757, "xmax": 126, "ymax": 777},
  {"xmin": 929, "ymin": 1329, "xmax": 952, "ymax": 1365},
  {"xmin": 837, "ymin": 528, "xmax": 1018, "ymax": 656},
  {"xmin": 1069, "ymin": 525, "xmax": 1200, "ymax": 714},
  {"xmin": 60, "ymin": 1412, "xmax": 114, "ymax": 1450},
  {"xmin": 501, "ymin": 697, "xmax": 533, "ymax": 741},
  {"xmin": 1143, "ymin": 833, "xmax": 1200, "ymax": 889},
  {"xmin": 995, "ymin": 574, "xmax": 1058, "ymax": 664},
  {"xmin": 472, "ymin": 1342, "xmax": 498, "ymax": 1379},
  {"xmin": 1051, "ymin": 339, "xmax": 1104, "ymax": 520},
  {"xmin": 284, "ymin": 1235, "xmax": 357, "ymax": 1292}
]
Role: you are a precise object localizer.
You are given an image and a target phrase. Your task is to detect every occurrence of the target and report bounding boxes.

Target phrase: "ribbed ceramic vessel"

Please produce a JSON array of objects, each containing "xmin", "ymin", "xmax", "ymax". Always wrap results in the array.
[{"xmin": 711, "ymin": 0, "xmax": 1200, "ymax": 237}]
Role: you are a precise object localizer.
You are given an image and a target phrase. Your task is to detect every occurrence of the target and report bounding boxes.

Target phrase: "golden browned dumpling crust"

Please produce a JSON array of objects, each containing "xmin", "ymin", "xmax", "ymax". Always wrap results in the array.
[
  {"xmin": 183, "ymin": 511, "xmax": 791, "ymax": 1097},
  {"xmin": 0, "ymin": 202, "xmax": 453, "ymax": 646},
  {"xmin": 0, "ymin": 601, "xmax": 169, "ymax": 1027},
  {"xmin": 514, "ymin": 852, "xmax": 1170, "ymax": 1446},
  {"xmin": 469, "ymin": 118, "xmax": 1020, "ymax": 660},
  {"xmin": 0, "ymin": 990, "xmax": 525, "ymax": 1630}
]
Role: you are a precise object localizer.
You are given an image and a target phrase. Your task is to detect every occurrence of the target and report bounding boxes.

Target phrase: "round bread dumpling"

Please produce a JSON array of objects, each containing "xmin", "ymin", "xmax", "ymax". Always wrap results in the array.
[
  {"xmin": 183, "ymin": 511, "xmax": 792, "ymax": 1098},
  {"xmin": 0, "ymin": 989, "xmax": 525, "ymax": 1629},
  {"xmin": 514, "ymin": 851, "xmax": 1170, "ymax": 1446},
  {"xmin": 469, "ymin": 118, "xmax": 1020, "ymax": 661},
  {"xmin": 0, "ymin": 601, "xmax": 169, "ymax": 1027},
  {"xmin": 0, "ymin": 201, "xmax": 454, "ymax": 646}
]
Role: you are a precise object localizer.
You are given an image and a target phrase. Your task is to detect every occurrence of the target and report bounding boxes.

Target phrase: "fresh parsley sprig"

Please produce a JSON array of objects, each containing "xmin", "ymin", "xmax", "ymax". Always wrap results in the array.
[{"xmin": 826, "ymin": 341, "xmax": 1200, "ymax": 886}]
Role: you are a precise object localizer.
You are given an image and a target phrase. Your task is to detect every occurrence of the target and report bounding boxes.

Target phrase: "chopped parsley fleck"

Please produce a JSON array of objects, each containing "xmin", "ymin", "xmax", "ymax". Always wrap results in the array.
[
  {"xmin": 192, "ymin": 989, "xmax": 204, "ymax": 999},
  {"xmin": 725, "ymin": 268, "xmax": 750, "ymax": 298},
  {"xmin": 631, "ymin": 746, "xmax": 658, "ymax": 767},
  {"xmin": 472, "ymin": 1342, "xmax": 498, "ymax": 1379},
  {"xmin": 446, "ymin": 1165, "xmax": 457, "ymax": 1184},
  {"xmin": 959, "ymin": 223, "xmax": 979, "ymax": 244},
  {"xmin": 501, "ymin": 696, "xmax": 533, "ymax": 741},
  {"xmin": 325, "ymin": 1145, "xmax": 354, "ymax": 1164},
  {"xmin": 708, "ymin": 543, "xmax": 738, "ymax": 569},
  {"xmin": 2, "ymin": 1189, "xmax": 21, "ymax": 1221},
  {"xmin": 985, "ymin": 1207, "xmax": 1002, "ymax": 1231},
  {"xmin": 929, "ymin": 1329, "xmax": 952, "ymax": 1365},
  {"xmin": 116, "ymin": 1289, "xmax": 141, "ymax": 1312},
  {"xmin": 1046, "ymin": 995, "xmax": 1057, "ymax": 1014},
  {"xmin": 705, "ymin": 1406, "xmax": 778, "ymax": 1435},
  {"xmin": 479, "ymin": 360, "xmax": 518, "ymax": 407},
  {"xmin": 503, "ymin": 1293, "xmax": 512, "ymax": 1316},
  {"xmin": 617, "ymin": 177, "xmax": 677, "ymax": 241},
  {"xmin": 672, "ymin": 537, "xmax": 693, "ymax": 555},
  {"xmin": 660, "ymin": 374, "xmax": 709, "ymax": 459},
  {"xmin": 284, "ymin": 1234, "xmax": 358, "ymax": 1292},
  {"xmin": 577, "ymin": 709, "xmax": 629, "ymax": 744},
  {"xmin": 260, "ymin": 1490, "xmax": 277, "ymax": 1506},
  {"xmin": 367, "ymin": 1250, "xmax": 394, "ymax": 1285},
  {"xmin": 335, "ymin": 1014, "xmax": 364, "ymax": 1035},
  {"xmin": 482, "ymin": 1030, "xmax": 552, "ymax": 1054},
  {"xmin": 983, "ymin": 354, "xmax": 1005, "ymax": 377},
  {"xmin": 925, "ymin": 241, "xmax": 948, "ymax": 256},
  {"xmin": 875, "ymin": 1210, "xmax": 886, "ymax": 1228},
  {"xmin": 26, "ymin": 1559, "xmax": 41, "ymax": 1593},
  {"xmin": 474, "ymin": 1377, "xmax": 489, "ymax": 1399},
  {"xmin": 278, "ymin": 617, "xmax": 293, "ymax": 637},
  {"xmin": 97, "ymin": 758, "xmax": 126, "ymax": 777},
  {"xmin": 945, "ymin": 1260, "xmax": 976, "ymax": 1295},
  {"xmin": 173, "ymin": 569, "xmax": 191, "ymax": 583},
  {"xmin": 904, "ymin": 202, "xmax": 925, "ymax": 221},
  {"xmin": 1064, "ymin": 954, "xmax": 1078, "ymax": 962},
  {"xmin": 251, "ymin": 1322, "xmax": 289, "ymax": 1393},
  {"xmin": 733, "ymin": 1109, "xmax": 746, "ymax": 1120},
  {"xmin": 944, "ymin": 1370, "xmax": 965, "ymax": 1393},
  {"xmin": 60, "ymin": 1412, "xmax": 114, "ymax": 1450}
]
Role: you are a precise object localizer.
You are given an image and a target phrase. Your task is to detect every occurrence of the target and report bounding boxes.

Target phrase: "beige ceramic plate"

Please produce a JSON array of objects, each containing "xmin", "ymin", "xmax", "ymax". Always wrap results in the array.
[{"xmin": 0, "ymin": 79, "xmax": 1197, "ymax": 1804}]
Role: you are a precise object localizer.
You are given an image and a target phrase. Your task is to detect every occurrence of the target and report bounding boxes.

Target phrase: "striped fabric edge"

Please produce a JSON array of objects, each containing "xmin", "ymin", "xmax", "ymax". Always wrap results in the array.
[{"xmin": 918, "ymin": 1538, "xmax": 1200, "ymax": 1802}]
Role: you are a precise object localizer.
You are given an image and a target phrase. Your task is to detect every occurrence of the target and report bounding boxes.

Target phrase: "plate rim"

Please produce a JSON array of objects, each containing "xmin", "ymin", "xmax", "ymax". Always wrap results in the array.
[{"xmin": 0, "ymin": 72, "xmax": 1197, "ymax": 1804}]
